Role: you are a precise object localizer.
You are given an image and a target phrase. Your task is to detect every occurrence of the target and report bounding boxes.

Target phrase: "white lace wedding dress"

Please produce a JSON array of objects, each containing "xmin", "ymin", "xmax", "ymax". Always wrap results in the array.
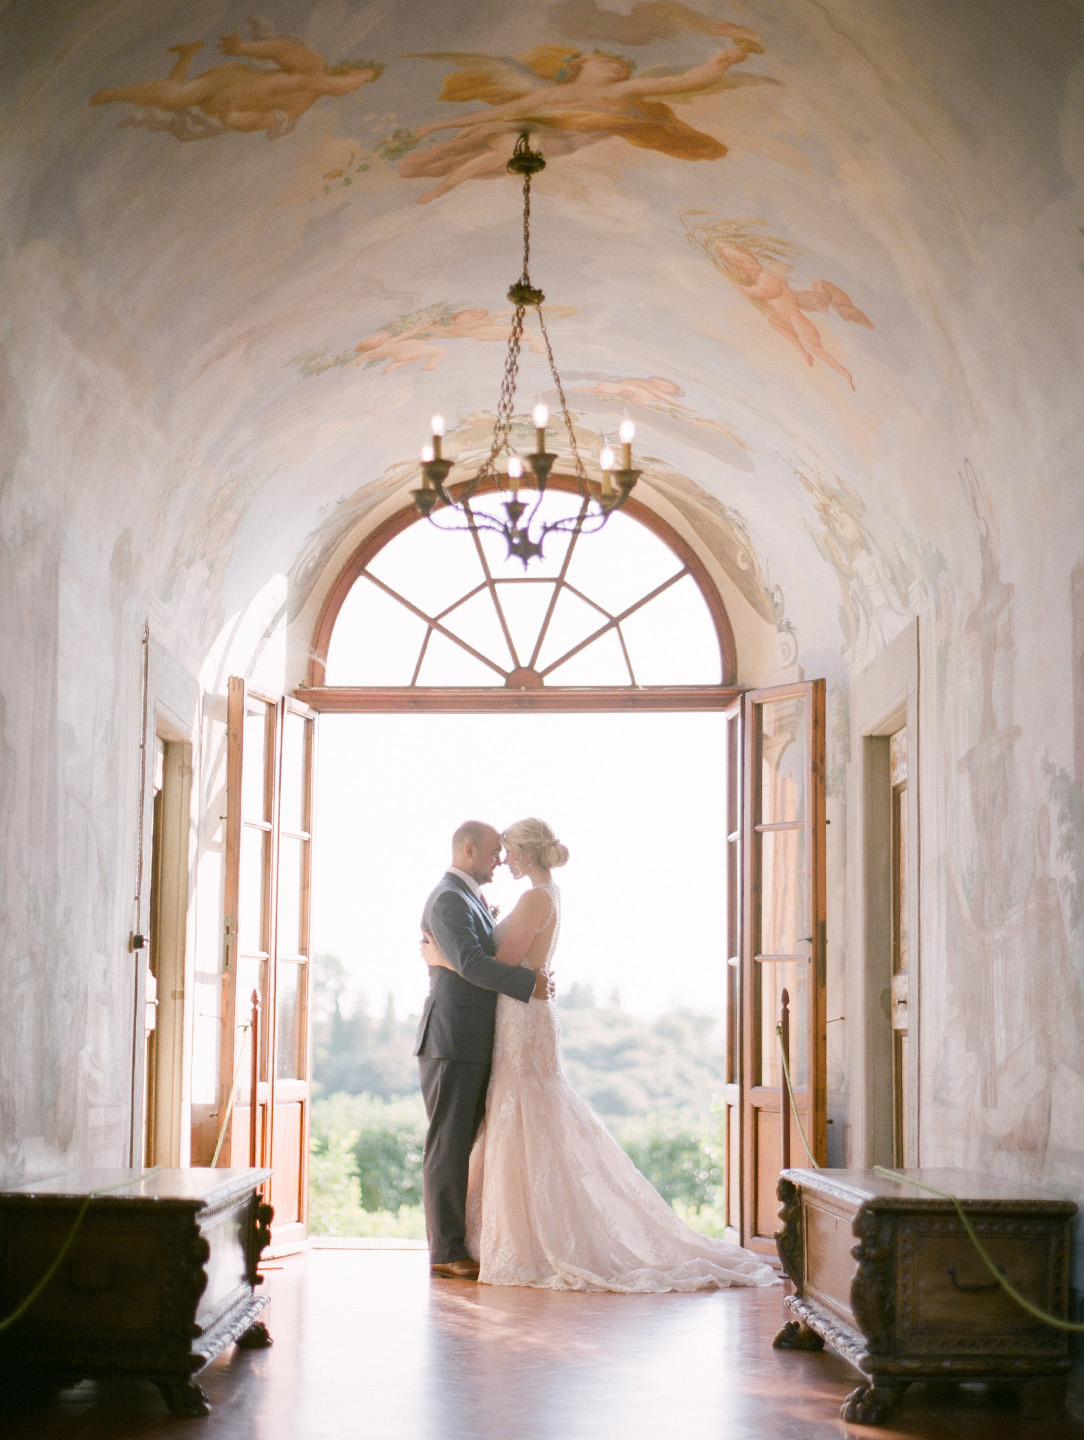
[{"xmin": 464, "ymin": 884, "xmax": 779, "ymax": 1292}]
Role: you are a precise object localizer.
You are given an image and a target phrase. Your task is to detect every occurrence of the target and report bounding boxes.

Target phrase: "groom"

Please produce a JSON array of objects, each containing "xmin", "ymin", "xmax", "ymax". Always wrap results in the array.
[{"xmin": 415, "ymin": 819, "xmax": 545, "ymax": 1279}]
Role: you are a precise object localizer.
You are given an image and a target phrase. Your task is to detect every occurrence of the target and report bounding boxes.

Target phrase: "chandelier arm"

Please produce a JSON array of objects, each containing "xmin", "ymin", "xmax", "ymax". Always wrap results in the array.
[
  {"xmin": 422, "ymin": 500, "xmax": 510, "ymax": 536},
  {"xmin": 545, "ymin": 505, "xmax": 618, "ymax": 536}
]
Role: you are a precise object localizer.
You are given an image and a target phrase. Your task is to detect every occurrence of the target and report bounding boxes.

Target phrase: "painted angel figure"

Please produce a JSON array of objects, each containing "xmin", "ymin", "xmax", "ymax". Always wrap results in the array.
[
  {"xmin": 398, "ymin": 24, "xmax": 763, "ymax": 202},
  {"xmin": 684, "ymin": 215, "xmax": 872, "ymax": 388},
  {"xmin": 353, "ymin": 305, "xmax": 580, "ymax": 373},
  {"xmin": 90, "ymin": 18, "xmax": 382, "ymax": 141}
]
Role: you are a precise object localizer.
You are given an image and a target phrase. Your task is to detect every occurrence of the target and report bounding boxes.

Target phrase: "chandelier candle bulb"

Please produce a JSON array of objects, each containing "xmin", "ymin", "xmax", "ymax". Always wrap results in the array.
[
  {"xmin": 507, "ymin": 454, "xmax": 524, "ymax": 484},
  {"xmin": 430, "ymin": 414, "xmax": 445, "ymax": 461},
  {"xmin": 420, "ymin": 442, "xmax": 435, "ymax": 465},
  {"xmin": 619, "ymin": 420, "xmax": 635, "ymax": 471},
  {"xmin": 532, "ymin": 403, "xmax": 548, "ymax": 453},
  {"xmin": 599, "ymin": 444, "xmax": 615, "ymax": 497}
]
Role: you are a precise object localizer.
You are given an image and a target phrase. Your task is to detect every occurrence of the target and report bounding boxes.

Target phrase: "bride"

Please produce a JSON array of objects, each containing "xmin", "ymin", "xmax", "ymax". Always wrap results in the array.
[{"xmin": 423, "ymin": 816, "xmax": 778, "ymax": 1293}]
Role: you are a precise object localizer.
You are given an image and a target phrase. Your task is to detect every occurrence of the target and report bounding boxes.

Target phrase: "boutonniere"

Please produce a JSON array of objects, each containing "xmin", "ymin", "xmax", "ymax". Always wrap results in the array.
[{"xmin": 488, "ymin": 902, "xmax": 500, "ymax": 921}]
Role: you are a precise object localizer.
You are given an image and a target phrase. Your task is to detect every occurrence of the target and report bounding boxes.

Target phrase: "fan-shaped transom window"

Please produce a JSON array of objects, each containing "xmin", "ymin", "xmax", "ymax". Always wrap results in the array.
[{"xmin": 308, "ymin": 489, "xmax": 735, "ymax": 701}]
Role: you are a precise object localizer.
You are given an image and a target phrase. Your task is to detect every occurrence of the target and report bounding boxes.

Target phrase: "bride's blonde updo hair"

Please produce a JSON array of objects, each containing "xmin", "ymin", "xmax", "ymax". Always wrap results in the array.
[{"xmin": 501, "ymin": 817, "xmax": 569, "ymax": 871}]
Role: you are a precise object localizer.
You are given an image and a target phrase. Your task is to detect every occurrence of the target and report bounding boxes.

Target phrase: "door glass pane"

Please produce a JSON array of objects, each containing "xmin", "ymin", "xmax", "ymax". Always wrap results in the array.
[
  {"xmin": 276, "ymin": 961, "xmax": 302, "ymax": 1080},
  {"xmin": 758, "ymin": 826, "xmax": 807, "ymax": 955},
  {"xmin": 277, "ymin": 834, "xmax": 306, "ymax": 959},
  {"xmin": 242, "ymin": 703, "xmax": 270, "ymax": 820},
  {"xmin": 239, "ymin": 824, "xmax": 269, "ymax": 951},
  {"xmin": 280, "ymin": 710, "xmax": 308, "ymax": 834},
  {"xmin": 757, "ymin": 959, "xmax": 809, "ymax": 1088},
  {"xmin": 759, "ymin": 695, "xmax": 806, "ymax": 823}
]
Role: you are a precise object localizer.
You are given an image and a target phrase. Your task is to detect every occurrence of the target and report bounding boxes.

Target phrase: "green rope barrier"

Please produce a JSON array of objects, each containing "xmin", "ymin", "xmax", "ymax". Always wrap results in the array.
[
  {"xmin": 872, "ymin": 1166, "xmax": 1084, "ymax": 1333},
  {"xmin": 0, "ymin": 1167, "xmax": 163, "ymax": 1334},
  {"xmin": 775, "ymin": 1022, "xmax": 820, "ymax": 1168}
]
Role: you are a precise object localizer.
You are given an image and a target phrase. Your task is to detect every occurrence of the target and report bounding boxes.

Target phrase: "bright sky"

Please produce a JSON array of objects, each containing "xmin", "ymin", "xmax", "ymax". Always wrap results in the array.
[{"xmin": 311, "ymin": 710, "xmax": 728, "ymax": 1021}]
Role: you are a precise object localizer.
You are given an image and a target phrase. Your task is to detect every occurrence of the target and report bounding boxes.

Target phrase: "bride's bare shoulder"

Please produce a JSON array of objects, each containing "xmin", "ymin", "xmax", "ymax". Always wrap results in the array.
[{"xmin": 512, "ymin": 886, "xmax": 553, "ymax": 923}]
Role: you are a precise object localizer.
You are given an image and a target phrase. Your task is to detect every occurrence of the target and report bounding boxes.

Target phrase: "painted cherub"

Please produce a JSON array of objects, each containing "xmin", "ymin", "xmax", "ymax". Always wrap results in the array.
[
  {"xmin": 351, "ymin": 326, "xmax": 451, "ymax": 373},
  {"xmin": 684, "ymin": 215, "xmax": 872, "ymax": 389},
  {"xmin": 350, "ymin": 305, "xmax": 577, "ymax": 373},
  {"xmin": 584, "ymin": 376, "xmax": 696, "ymax": 410},
  {"xmin": 90, "ymin": 19, "xmax": 382, "ymax": 141},
  {"xmin": 398, "ymin": 24, "xmax": 763, "ymax": 202}
]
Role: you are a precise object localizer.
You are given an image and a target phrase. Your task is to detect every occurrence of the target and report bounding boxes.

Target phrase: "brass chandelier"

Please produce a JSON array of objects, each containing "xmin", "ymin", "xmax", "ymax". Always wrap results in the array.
[{"xmin": 412, "ymin": 133, "xmax": 640, "ymax": 566}]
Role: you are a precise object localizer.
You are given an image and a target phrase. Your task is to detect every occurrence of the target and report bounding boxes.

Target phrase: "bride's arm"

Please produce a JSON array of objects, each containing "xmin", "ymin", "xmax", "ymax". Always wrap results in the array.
[
  {"xmin": 421, "ymin": 914, "xmax": 550, "ymax": 993},
  {"xmin": 420, "ymin": 930, "xmax": 454, "ymax": 970}
]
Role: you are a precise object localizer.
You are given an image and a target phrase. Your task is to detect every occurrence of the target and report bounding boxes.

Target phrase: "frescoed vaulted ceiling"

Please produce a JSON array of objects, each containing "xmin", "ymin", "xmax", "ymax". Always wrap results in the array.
[{"xmin": 3, "ymin": 0, "xmax": 1082, "ymax": 683}]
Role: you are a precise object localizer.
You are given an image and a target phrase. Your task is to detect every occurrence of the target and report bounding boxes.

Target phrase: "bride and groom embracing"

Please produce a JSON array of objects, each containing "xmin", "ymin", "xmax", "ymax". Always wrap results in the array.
[{"xmin": 414, "ymin": 817, "xmax": 778, "ymax": 1292}]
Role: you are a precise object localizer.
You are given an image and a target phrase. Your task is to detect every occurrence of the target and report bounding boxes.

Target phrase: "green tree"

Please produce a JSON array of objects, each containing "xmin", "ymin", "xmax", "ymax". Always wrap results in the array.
[{"xmin": 311, "ymin": 1092, "xmax": 426, "ymax": 1212}]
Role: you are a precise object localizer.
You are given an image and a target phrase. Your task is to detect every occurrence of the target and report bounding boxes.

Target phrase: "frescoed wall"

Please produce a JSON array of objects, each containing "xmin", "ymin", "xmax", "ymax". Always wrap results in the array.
[{"xmin": 0, "ymin": 0, "xmax": 1082, "ymax": 1326}]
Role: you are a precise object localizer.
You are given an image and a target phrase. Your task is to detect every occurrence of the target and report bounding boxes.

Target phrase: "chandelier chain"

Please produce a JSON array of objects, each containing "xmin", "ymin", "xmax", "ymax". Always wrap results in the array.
[
  {"xmin": 486, "ymin": 305, "xmax": 525, "ymax": 476},
  {"xmin": 537, "ymin": 307, "xmax": 588, "ymax": 484},
  {"xmin": 522, "ymin": 168, "xmax": 531, "ymax": 282}
]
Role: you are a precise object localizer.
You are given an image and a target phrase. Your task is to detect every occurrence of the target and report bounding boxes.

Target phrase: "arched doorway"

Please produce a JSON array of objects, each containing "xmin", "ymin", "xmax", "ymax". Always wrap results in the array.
[{"xmin": 210, "ymin": 488, "xmax": 825, "ymax": 1254}]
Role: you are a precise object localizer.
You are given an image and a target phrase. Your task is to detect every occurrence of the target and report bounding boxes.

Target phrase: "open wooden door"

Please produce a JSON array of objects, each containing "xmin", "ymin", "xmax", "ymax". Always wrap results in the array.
[
  {"xmin": 215, "ymin": 678, "xmax": 316, "ymax": 1249},
  {"xmin": 739, "ymin": 679, "xmax": 826, "ymax": 1254}
]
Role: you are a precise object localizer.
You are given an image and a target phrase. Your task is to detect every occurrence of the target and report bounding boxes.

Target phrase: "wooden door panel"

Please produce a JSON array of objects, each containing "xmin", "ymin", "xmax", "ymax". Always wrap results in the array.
[
  {"xmin": 216, "ymin": 682, "xmax": 316, "ymax": 1245},
  {"xmin": 269, "ymin": 1101, "xmax": 303, "ymax": 1227},
  {"xmin": 740, "ymin": 680, "xmax": 826, "ymax": 1252}
]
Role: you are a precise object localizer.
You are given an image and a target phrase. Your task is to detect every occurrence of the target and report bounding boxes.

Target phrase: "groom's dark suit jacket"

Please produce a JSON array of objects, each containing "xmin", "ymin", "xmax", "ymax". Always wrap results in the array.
[{"xmin": 413, "ymin": 871, "xmax": 536, "ymax": 1062}]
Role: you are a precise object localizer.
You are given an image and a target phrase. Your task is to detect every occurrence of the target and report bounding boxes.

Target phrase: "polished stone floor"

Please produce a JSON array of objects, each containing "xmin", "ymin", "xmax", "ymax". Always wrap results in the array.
[{"xmin": 3, "ymin": 1248, "xmax": 1082, "ymax": 1439}]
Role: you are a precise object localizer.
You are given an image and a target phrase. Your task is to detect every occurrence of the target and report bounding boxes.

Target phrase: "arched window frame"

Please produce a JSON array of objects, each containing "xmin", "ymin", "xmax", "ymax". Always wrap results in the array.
[{"xmin": 299, "ymin": 480, "xmax": 739, "ymax": 713}]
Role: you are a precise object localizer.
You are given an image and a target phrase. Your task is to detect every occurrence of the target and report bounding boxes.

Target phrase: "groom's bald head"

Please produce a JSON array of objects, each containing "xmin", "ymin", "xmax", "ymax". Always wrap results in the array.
[{"xmin": 452, "ymin": 820, "xmax": 502, "ymax": 884}]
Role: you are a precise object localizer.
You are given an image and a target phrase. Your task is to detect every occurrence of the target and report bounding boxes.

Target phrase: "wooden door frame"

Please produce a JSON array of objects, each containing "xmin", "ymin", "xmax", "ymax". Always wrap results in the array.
[
  {"xmin": 848, "ymin": 621, "xmax": 920, "ymax": 1168},
  {"xmin": 146, "ymin": 727, "xmax": 194, "ymax": 1167}
]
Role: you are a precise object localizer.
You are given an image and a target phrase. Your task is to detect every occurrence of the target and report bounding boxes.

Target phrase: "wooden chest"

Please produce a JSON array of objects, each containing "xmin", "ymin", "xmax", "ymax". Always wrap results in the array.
[
  {"xmin": 774, "ymin": 1167, "xmax": 1077, "ymax": 1425},
  {"xmin": 0, "ymin": 1167, "xmax": 273, "ymax": 1415}
]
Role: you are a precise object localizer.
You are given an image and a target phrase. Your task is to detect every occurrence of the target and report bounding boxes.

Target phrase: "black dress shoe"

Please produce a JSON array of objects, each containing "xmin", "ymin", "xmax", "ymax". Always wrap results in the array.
[{"xmin": 430, "ymin": 1257, "xmax": 480, "ymax": 1279}]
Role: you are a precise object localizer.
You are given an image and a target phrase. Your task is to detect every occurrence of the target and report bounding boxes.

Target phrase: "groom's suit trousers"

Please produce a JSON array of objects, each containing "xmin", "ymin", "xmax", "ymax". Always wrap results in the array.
[{"xmin": 417, "ymin": 1055, "xmax": 488, "ymax": 1263}]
